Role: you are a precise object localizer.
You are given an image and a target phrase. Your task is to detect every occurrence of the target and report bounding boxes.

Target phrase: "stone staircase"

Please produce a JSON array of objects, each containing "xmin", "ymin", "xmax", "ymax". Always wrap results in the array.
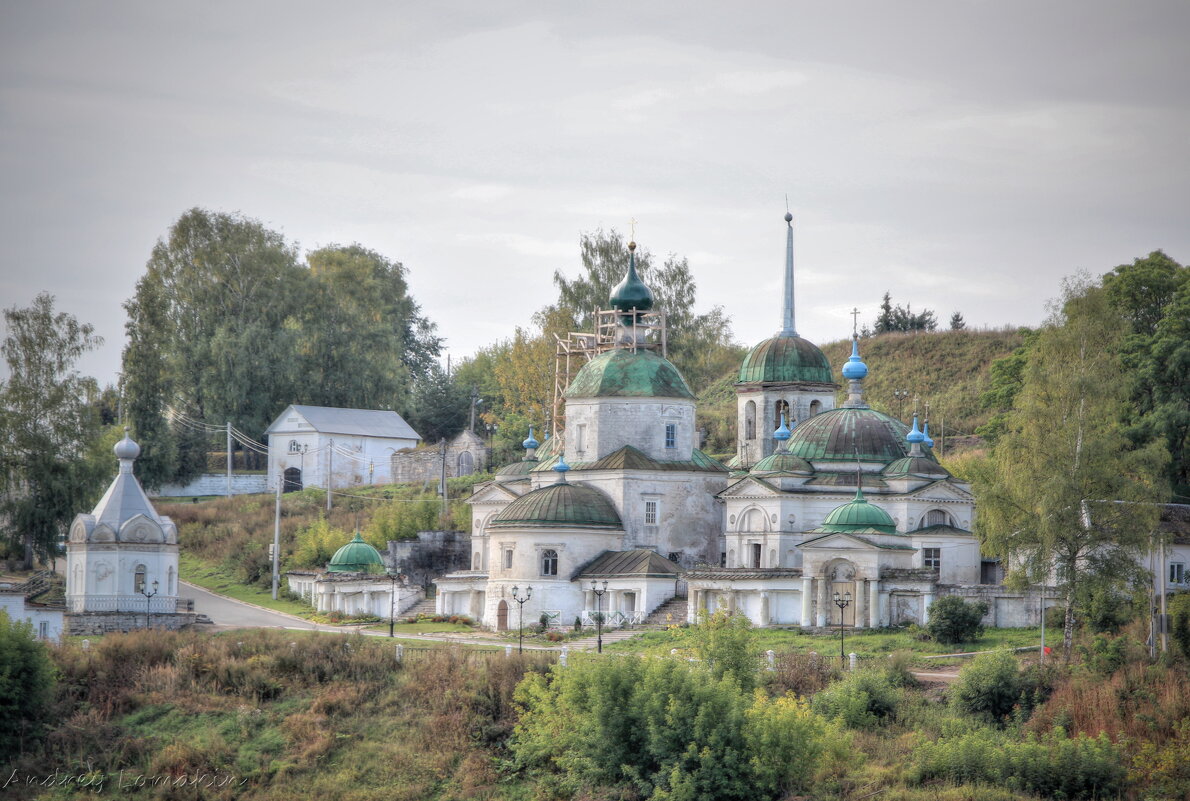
[
  {"xmin": 404, "ymin": 597, "xmax": 438, "ymax": 619},
  {"xmin": 567, "ymin": 627, "xmax": 645, "ymax": 651},
  {"xmin": 642, "ymin": 595, "xmax": 688, "ymax": 628}
]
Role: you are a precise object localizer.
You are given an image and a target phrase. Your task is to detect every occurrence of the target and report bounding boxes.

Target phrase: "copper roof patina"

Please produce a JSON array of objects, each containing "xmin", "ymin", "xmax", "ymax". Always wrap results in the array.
[
  {"xmin": 883, "ymin": 456, "xmax": 950, "ymax": 478},
  {"xmin": 565, "ymin": 348, "xmax": 695, "ymax": 400},
  {"xmin": 785, "ymin": 406, "xmax": 925, "ymax": 463},
  {"xmin": 738, "ymin": 335, "xmax": 834, "ymax": 384},
  {"xmin": 750, "ymin": 450, "xmax": 814, "ymax": 475},
  {"xmin": 817, "ymin": 489, "xmax": 898, "ymax": 534},
  {"xmin": 532, "ymin": 445, "xmax": 727, "ymax": 474},
  {"xmin": 572, "ymin": 549, "xmax": 681, "ymax": 579},
  {"xmin": 495, "ymin": 459, "xmax": 538, "ymax": 480},
  {"xmin": 327, "ymin": 532, "xmax": 386, "ymax": 573},
  {"xmin": 489, "ymin": 482, "xmax": 622, "ymax": 529}
]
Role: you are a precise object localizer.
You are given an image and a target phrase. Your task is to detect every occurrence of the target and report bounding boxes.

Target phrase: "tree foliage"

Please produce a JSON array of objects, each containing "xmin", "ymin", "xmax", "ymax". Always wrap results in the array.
[
  {"xmin": 0, "ymin": 294, "xmax": 109, "ymax": 566},
  {"xmin": 975, "ymin": 278, "xmax": 1168, "ymax": 655},
  {"xmin": 122, "ymin": 209, "xmax": 441, "ymax": 485},
  {"xmin": 874, "ymin": 291, "xmax": 938, "ymax": 333},
  {"xmin": 926, "ymin": 595, "xmax": 988, "ymax": 644},
  {"xmin": 0, "ymin": 610, "xmax": 57, "ymax": 764}
]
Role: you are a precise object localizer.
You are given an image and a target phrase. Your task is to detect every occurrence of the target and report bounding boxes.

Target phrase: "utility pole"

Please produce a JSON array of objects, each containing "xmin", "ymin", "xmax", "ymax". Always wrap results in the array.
[
  {"xmin": 272, "ymin": 469, "xmax": 282, "ymax": 600},
  {"xmin": 226, "ymin": 422, "xmax": 233, "ymax": 497},
  {"xmin": 439, "ymin": 439, "xmax": 448, "ymax": 525},
  {"xmin": 326, "ymin": 438, "xmax": 333, "ymax": 512},
  {"xmin": 1160, "ymin": 529, "xmax": 1168, "ymax": 653}
]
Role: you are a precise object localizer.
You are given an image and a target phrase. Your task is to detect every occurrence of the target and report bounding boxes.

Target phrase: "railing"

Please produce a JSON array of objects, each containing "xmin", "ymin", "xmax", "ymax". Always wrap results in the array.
[
  {"xmin": 66, "ymin": 596, "xmax": 179, "ymax": 614},
  {"xmin": 581, "ymin": 609, "xmax": 645, "ymax": 628}
]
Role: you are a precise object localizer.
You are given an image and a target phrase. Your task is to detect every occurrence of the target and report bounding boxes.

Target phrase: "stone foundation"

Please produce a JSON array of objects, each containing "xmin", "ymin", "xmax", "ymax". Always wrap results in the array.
[{"xmin": 66, "ymin": 611, "xmax": 207, "ymax": 635}]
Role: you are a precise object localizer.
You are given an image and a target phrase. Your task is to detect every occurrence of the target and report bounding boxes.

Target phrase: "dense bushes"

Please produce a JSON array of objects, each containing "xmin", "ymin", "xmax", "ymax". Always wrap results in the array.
[
  {"xmin": 0, "ymin": 612, "xmax": 56, "ymax": 766},
  {"xmin": 913, "ymin": 728, "xmax": 1127, "ymax": 799},
  {"xmin": 512, "ymin": 657, "xmax": 829, "ymax": 801},
  {"xmin": 810, "ymin": 669, "xmax": 901, "ymax": 729},
  {"xmin": 926, "ymin": 596, "xmax": 988, "ymax": 644}
]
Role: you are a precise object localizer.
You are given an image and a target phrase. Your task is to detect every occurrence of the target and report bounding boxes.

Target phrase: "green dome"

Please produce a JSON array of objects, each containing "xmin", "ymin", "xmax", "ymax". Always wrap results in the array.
[
  {"xmin": 751, "ymin": 450, "xmax": 814, "ymax": 475},
  {"xmin": 883, "ymin": 456, "xmax": 949, "ymax": 478},
  {"xmin": 490, "ymin": 483, "xmax": 622, "ymax": 530},
  {"xmin": 327, "ymin": 532, "xmax": 386, "ymax": 573},
  {"xmin": 738, "ymin": 335, "xmax": 833, "ymax": 384},
  {"xmin": 495, "ymin": 458, "xmax": 538, "ymax": 481},
  {"xmin": 609, "ymin": 246, "xmax": 654, "ymax": 317},
  {"xmin": 565, "ymin": 348, "xmax": 694, "ymax": 400},
  {"xmin": 785, "ymin": 407, "xmax": 918, "ymax": 463},
  {"xmin": 819, "ymin": 489, "xmax": 897, "ymax": 534}
]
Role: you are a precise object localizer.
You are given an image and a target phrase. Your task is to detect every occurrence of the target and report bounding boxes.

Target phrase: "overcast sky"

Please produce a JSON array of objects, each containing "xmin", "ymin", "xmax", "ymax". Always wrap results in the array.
[{"xmin": 2, "ymin": 1, "xmax": 1188, "ymax": 386}]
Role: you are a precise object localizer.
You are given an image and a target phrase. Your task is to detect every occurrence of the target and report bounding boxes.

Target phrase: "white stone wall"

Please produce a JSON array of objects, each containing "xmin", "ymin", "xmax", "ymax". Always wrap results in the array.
[
  {"xmin": 66, "ymin": 542, "xmax": 179, "ymax": 614},
  {"xmin": 152, "ymin": 473, "xmax": 268, "ymax": 497},
  {"xmin": 564, "ymin": 397, "xmax": 696, "ymax": 462},
  {"xmin": 266, "ymin": 432, "xmax": 419, "ymax": 491},
  {"xmin": 0, "ymin": 593, "xmax": 64, "ymax": 641},
  {"xmin": 736, "ymin": 386, "xmax": 835, "ymax": 465}
]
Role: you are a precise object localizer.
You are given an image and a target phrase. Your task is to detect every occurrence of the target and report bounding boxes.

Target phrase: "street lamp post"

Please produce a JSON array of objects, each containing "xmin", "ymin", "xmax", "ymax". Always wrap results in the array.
[
  {"xmin": 140, "ymin": 580, "xmax": 159, "ymax": 629},
  {"xmin": 833, "ymin": 590, "xmax": 852, "ymax": 664},
  {"xmin": 591, "ymin": 580, "xmax": 608, "ymax": 653},
  {"xmin": 512, "ymin": 585, "xmax": 532, "ymax": 654}
]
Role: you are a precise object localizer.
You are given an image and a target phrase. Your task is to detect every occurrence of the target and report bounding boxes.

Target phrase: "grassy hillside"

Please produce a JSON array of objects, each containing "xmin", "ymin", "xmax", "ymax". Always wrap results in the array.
[{"xmin": 698, "ymin": 328, "xmax": 1025, "ymax": 457}]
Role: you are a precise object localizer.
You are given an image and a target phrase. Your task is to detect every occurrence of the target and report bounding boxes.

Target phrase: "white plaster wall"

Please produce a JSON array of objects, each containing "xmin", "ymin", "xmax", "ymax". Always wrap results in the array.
[
  {"xmin": 67, "ymin": 542, "xmax": 179, "ymax": 613},
  {"xmin": 565, "ymin": 397, "xmax": 696, "ymax": 462},
  {"xmin": 267, "ymin": 432, "xmax": 419, "ymax": 491},
  {"xmin": 736, "ymin": 387, "xmax": 835, "ymax": 464},
  {"xmin": 0, "ymin": 594, "xmax": 64, "ymax": 641}
]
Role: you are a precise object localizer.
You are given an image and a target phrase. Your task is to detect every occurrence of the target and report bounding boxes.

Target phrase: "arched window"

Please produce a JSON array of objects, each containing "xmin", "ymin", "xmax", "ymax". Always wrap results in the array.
[
  {"xmin": 744, "ymin": 401, "xmax": 756, "ymax": 439},
  {"xmin": 283, "ymin": 467, "xmax": 302, "ymax": 492},
  {"xmin": 751, "ymin": 544, "xmax": 762, "ymax": 568},
  {"xmin": 457, "ymin": 450, "xmax": 475, "ymax": 476},
  {"xmin": 809, "ymin": 399, "xmax": 822, "ymax": 417},
  {"xmin": 134, "ymin": 565, "xmax": 146, "ymax": 594},
  {"xmin": 541, "ymin": 549, "xmax": 558, "ymax": 576},
  {"xmin": 774, "ymin": 399, "xmax": 790, "ymax": 431},
  {"xmin": 922, "ymin": 509, "xmax": 953, "ymax": 528}
]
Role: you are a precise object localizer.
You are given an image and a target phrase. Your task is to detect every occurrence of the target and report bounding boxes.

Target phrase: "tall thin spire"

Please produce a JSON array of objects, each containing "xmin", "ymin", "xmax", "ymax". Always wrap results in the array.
[{"xmin": 779, "ymin": 211, "xmax": 797, "ymax": 336}]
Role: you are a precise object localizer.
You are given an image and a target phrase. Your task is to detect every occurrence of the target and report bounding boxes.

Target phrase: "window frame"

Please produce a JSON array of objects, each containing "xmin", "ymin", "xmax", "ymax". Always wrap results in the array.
[
  {"xmin": 541, "ymin": 549, "xmax": 559, "ymax": 577},
  {"xmin": 1171, "ymin": 562, "xmax": 1185, "ymax": 584},
  {"xmin": 644, "ymin": 500, "xmax": 658, "ymax": 525},
  {"xmin": 923, "ymin": 547, "xmax": 941, "ymax": 570},
  {"xmin": 664, "ymin": 423, "xmax": 676, "ymax": 449}
]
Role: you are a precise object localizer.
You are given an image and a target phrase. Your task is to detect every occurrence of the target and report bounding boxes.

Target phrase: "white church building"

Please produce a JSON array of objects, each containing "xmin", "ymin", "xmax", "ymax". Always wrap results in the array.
[{"xmin": 437, "ymin": 216, "xmax": 1044, "ymax": 631}]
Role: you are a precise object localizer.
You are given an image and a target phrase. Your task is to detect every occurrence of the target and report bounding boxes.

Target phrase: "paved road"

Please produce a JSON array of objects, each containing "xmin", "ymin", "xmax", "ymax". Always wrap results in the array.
[{"xmin": 181, "ymin": 581, "xmax": 326, "ymax": 631}]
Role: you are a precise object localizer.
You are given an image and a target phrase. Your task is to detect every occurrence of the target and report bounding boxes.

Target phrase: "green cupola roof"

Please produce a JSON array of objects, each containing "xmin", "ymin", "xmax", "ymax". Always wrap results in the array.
[
  {"xmin": 565, "ymin": 348, "xmax": 694, "ymax": 400},
  {"xmin": 489, "ymin": 482, "xmax": 622, "ymax": 530},
  {"xmin": 609, "ymin": 241, "xmax": 654, "ymax": 319},
  {"xmin": 785, "ymin": 406, "xmax": 921, "ymax": 463},
  {"xmin": 750, "ymin": 450, "xmax": 814, "ymax": 475},
  {"xmin": 819, "ymin": 487, "xmax": 897, "ymax": 534},
  {"xmin": 327, "ymin": 532, "xmax": 386, "ymax": 573},
  {"xmin": 738, "ymin": 335, "xmax": 834, "ymax": 384}
]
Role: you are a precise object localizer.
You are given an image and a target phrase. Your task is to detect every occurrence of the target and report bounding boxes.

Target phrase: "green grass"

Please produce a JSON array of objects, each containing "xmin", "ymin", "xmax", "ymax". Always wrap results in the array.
[
  {"xmin": 364, "ymin": 621, "xmax": 477, "ymax": 634},
  {"xmin": 607, "ymin": 625, "xmax": 1043, "ymax": 661},
  {"xmin": 180, "ymin": 552, "xmax": 316, "ymax": 618}
]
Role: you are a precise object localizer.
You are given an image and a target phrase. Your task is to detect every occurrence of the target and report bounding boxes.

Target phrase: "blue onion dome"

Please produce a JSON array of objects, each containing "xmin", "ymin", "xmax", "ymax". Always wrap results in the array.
[
  {"xmin": 841, "ymin": 336, "xmax": 868, "ymax": 381},
  {"xmin": 609, "ymin": 241, "xmax": 654, "ymax": 317},
  {"xmin": 522, "ymin": 426, "xmax": 540, "ymax": 450},
  {"xmin": 114, "ymin": 427, "xmax": 141, "ymax": 460},
  {"xmin": 922, "ymin": 421, "xmax": 935, "ymax": 448},
  {"xmin": 906, "ymin": 415, "xmax": 926, "ymax": 444},
  {"xmin": 773, "ymin": 413, "xmax": 792, "ymax": 442},
  {"xmin": 554, "ymin": 453, "xmax": 570, "ymax": 475}
]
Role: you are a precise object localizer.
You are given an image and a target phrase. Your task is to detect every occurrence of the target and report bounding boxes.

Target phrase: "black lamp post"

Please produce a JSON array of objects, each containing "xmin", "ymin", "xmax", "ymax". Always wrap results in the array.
[
  {"xmin": 591, "ymin": 580, "xmax": 608, "ymax": 653},
  {"xmin": 833, "ymin": 590, "xmax": 852, "ymax": 664},
  {"xmin": 140, "ymin": 579, "xmax": 159, "ymax": 629},
  {"xmin": 512, "ymin": 585, "xmax": 532, "ymax": 654}
]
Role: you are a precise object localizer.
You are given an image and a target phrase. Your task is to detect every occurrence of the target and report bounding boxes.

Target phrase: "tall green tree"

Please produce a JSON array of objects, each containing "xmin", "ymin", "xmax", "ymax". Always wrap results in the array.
[
  {"xmin": 873, "ymin": 291, "xmax": 938, "ymax": 333},
  {"xmin": 976, "ymin": 279, "xmax": 1168, "ymax": 656},
  {"xmin": 405, "ymin": 363, "xmax": 470, "ymax": 443},
  {"xmin": 0, "ymin": 294, "xmax": 105, "ymax": 566}
]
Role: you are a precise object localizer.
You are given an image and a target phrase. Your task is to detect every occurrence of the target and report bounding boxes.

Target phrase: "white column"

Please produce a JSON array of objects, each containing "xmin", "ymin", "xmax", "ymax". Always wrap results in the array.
[
  {"xmin": 922, "ymin": 592, "xmax": 935, "ymax": 623},
  {"xmin": 817, "ymin": 576, "xmax": 830, "ymax": 627},
  {"xmin": 759, "ymin": 592, "xmax": 770, "ymax": 628},
  {"xmin": 854, "ymin": 581, "xmax": 866, "ymax": 630},
  {"xmin": 879, "ymin": 590, "xmax": 890, "ymax": 627},
  {"xmin": 870, "ymin": 580, "xmax": 881, "ymax": 628},
  {"xmin": 801, "ymin": 577, "xmax": 814, "ymax": 627}
]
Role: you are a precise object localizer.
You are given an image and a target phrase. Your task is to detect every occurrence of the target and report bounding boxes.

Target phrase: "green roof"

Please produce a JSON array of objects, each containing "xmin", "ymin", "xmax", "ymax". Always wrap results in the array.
[
  {"xmin": 817, "ymin": 489, "xmax": 897, "ymax": 534},
  {"xmin": 489, "ymin": 482, "xmax": 622, "ymax": 529},
  {"xmin": 572, "ymin": 549, "xmax": 681, "ymax": 579},
  {"xmin": 785, "ymin": 406, "xmax": 919, "ymax": 463},
  {"xmin": 532, "ymin": 445, "xmax": 727, "ymax": 474},
  {"xmin": 738, "ymin": 335, "xmax": 834, "ymax": 384},
  {"xmin": 883, "ymin": 456, "xmax": 949, "ymax": 478},
  {"xmin": 495, "ymin": 458, "xmax": 538, "ymax": 480},
  {"xmin": 750, "ymin": 450, "xmax": 814, "ymax": 475},
  {"xmin": 327, "ymin": 532, "xmax": 386, "ymax": 573},
  {"xmin": 565, "ymin": 348, "xmax": 694, "ymax": 400}
]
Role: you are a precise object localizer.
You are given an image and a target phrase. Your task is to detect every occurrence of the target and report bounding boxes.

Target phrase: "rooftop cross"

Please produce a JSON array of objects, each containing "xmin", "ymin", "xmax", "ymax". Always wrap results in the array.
[
  {"xmin": 850, "ymin": 307, "xmax": 860, "ymax": 335},
  {"xmin": 629, "ymin": 217, "xmax": 637, "ymax": 242}
]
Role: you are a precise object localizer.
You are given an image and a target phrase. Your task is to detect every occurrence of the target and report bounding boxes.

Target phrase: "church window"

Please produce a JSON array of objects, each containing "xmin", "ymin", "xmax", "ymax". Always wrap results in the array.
[
  {"xmin": 644, "ymin": 501, "xmax": 658, "ymax": 525},
  {"xmin": 665, "ymin": 424, "xmax": 676, "ymax": 449},
  {"xmin": 39, "ymin": 621, "xmax": 49, "ymax": 640},
  {"xmin": 727, "ymin": 549, "xmax": 735, "ymax": 567},
  {"xmin": 1171, "ymin": 563, "xmax": 1185, "ymax": 584},
  {"xmin": 774, "ymin": 400, "xmax": 790, "ymax": 431},
  {"xmin": 744, "ymin": 401, "xmax": 756, "ymax": 439},
  {"xmin": 503, "ymin": 549, "xmax": 513, "ymax": 570},
  {"xmin": 787, "ymin": 514, "xmax": 796, "ymax": 529},
  {"xmin": 923, "ymin": 548, "xmax": 941, "ymax": 570},
  {"xmin": 288, "ymin": 440, "xmax": 302, "ymax": 453},
  {"xmin": 541, "ymin": 549, "xmax": 558, "ymax": 576},
  {"xmin": 810, "ymin": 400, "xmax": 822, "ymax": 416},
  {"xmin": 134, "ymin": 565, "xmax": 146, "ymax": 594},
  {"xmin": 922, "ymin": 509, "xmax": 953, "ymax": 528},
  {"xmin": 750, "ymin": 543, "xmax": 762, "ymax": 568},
  {"xmin": 719, "ymin": 551, "xmax": 727, "ymax": 567},
  {"xmin": 575, "ymin": 424, "xmax": 587, "ymax": 454}
]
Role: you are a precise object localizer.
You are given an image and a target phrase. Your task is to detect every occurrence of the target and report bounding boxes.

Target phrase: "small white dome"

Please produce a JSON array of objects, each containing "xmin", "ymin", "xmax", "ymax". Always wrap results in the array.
[{"xmin": 114, "ymin": 429, "xmax": 141, "ymax": 460}]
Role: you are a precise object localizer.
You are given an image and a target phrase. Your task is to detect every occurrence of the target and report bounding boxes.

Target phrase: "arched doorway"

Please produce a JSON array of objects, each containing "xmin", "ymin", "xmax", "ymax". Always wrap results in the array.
[
  {"xmin": 496, "ymin": 600, "xmax": 509, "ymax": 631},
  {"xmin": 283, "ymin": 467, "xmax": 302, "ymax": 492},
  {"xmin": 457, "ymin": 450, "xmax": 475, "ymax": 476}
]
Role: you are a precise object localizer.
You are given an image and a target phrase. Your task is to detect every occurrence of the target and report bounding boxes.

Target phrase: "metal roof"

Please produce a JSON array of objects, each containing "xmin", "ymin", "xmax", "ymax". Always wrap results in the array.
[
  {"xmin": 266, "ymin": 405, "xmax": 421, "ymax": 441},
  {"xmin": 785, "ymin": 406, "xmax": 920, "ymax": 463},
  {"xmin": 489, "ymin": 482, "xmax": 622, "ymax": 530},
  {"xmin": 572, "ymin": 549, "xmax": 682, "ymax": 579},
  {"xmin": 564, "ymin": 348, "xmax": 695, "ymax": 400},
  {"xmin": 738, "ymin": 335, "xmax": 834, "ymax": 384},
  {"xmin": 532, "ymin": 445, "xmax": 727, "ymax": 474}
]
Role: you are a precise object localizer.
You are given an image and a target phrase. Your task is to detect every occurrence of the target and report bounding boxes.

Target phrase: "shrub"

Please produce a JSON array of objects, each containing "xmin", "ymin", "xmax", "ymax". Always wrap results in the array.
[
  {"xmin": 810, "ymin": 669, "xmax": 900, "ymax": 729},
  {"xmin": 769, "ymin": 651, "xmax": 839, "ymax": 697},
  {"xmin": 913, "ymin": 727, "xmax": 1127, "ymax": 799},
  {"xmin": 1170, "ymin": 592, "xmax": 1190, "ymax": 660},
  {"xmin": 693, "ymin": 609, "xmax": 759, "ymax": 691},
  {"xmin": 950, "ymin": 650, "xmax": 1021, "ymax": 724},
  {"xmin": 926, "ymin": 595, "xmax": 988, "ymax": 644},
  {"xmin": 0, "ymin": 611, "xmax": 56, "ymax": 763},
  {"xmin": 1078, "ymin": 633, "xmax": 1132, "ymax": 675},
  {"xmin": 573, "ymin": 616, "xmax": 582, "ymax": 632}
]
